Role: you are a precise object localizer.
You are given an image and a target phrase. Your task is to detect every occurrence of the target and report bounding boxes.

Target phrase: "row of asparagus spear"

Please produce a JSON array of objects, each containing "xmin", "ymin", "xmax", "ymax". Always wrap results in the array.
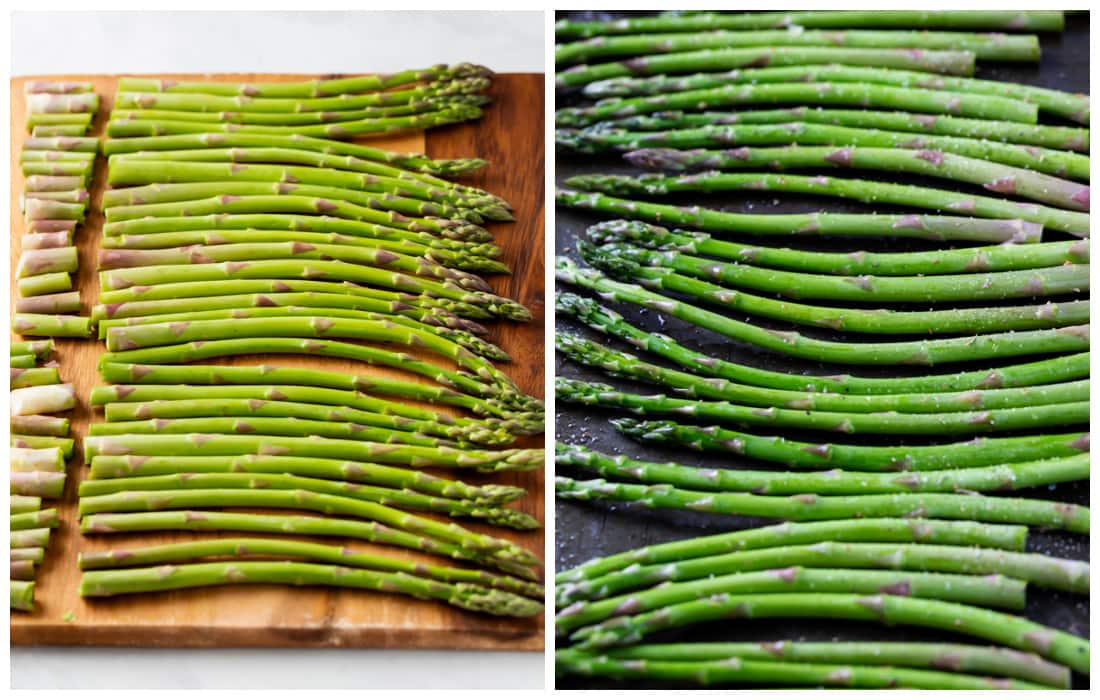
[
  {"xmin": 66, "ymin": 66, "xmax": 544, "ymax": 616},
  {"xmin": 554, "ymin": 9, "xmax": 1088, "ymax": 689},
  {"xmin": 10, "ymin": 341, "xmax": 73, "ymax": 611}
]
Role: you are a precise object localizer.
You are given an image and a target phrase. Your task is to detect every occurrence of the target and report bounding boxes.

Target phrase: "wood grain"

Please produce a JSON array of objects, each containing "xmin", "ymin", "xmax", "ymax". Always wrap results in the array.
[{"xmin": 10, "ymin": 73, "xmax": 544, "ymax": 650}]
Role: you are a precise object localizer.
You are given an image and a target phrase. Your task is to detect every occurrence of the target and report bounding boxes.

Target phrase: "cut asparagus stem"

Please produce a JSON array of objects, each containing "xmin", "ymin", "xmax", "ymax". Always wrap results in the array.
[
  {"xmin": 559, "ymin": 333, "xmax": 1088, "ymax": 412},
  {"xmin": 15, "ymin": 291, "xmax": 83, "ymax": 315},
  {"xmin": 10, "ymin": 355, "xmax": 37, "ymax": 369},
  {"xmin": 11, "ymin": 560, "xmax": 37, "ymax": 580},
  {"xmin": 11, "ymin": 383, "xmax": 77, "ymax": 415},
  {"xmin": 596, "ymin": 107, "xmax": 1088, "ymax": 151},
  {"xmin": 578, "ymin": 642, "xmax": 1069, "ymax": 689},
  {"xmin": 82, "ymin": 508, "xmax": 541, "ymax": 582},
  {"xmin": 557, "ymin": 261, "xmax": 1087, "ymax": 365},
  {"xmin": 23, "ymin": 135, "xmax": 98, "ymax": 152},
  {"xmin": 10, "ymin": 495, "xmax": 43, "ymax": 515},
  {"xmin": 557, "ymin": 47, "xmax": 981, "ymax": 89},
  {"xmin": 25, "ymin": 112, "xmax": 93, "ymax": 130},
  {"xmin": 12, "ymin": 434, "xmax": 75, "ymax": 458},
  {"xmin": 27, "ymin": 219, "xmax": 78, "ymax": 235},
  {"xmin": 556, "ymin": 475, "xmax": 1089, "ymax": 533},
  {"xmin": 623, "ymin": 146, "xmax": 1089, "ymax": 211},
  {"xmin": 10, "ymin": 414, "xmax": 70, "ymax": 437},
  {"xmin": 10, "ymin": 340, "xmax": 54, "ymax": 358},
  {"xmin": 555, "ymin": 11, "xmax": 1066, "ymax": 38},
  {"xmin": 557, "ymin": 441, "xmax": 1090, "ymax": 498},
  {"xmin": 585, "ymin": 220, "xmax": 1089, "ymax": 275},
  {"xmin": 11, "ymin": 446, "xmax": 66, "ymax": 472},
  {"xmin": 26, "ymin": 92, "xmax": 99, "ymax": 113},
  {"xmin": 569, "ymin": 591, "xmax": 1089, "ymax": 675},
  {"xmin": 10, "ymin": 471, "xmax": 67, "ymax": 498},
  {"xmin": 31, "ymin": 124, "xmax": 89, "ymax": 137},
  {"xmin": 556, "ymin": 518, "xmax": 1028, "ymax": 586},
  {"xmin": 578, "ymin": 63, "xmax": 1088, "ymax": 124},
  {"xmin": 18, "ymin": 272, "xmax": 73, "ymax": 298},
  {"xmin": 11, "ymin": 367, "xmax": 62, "ymax": 389},
  {"xmin": 10, "ymin": 580, "xmax": 34, "ymax": 611},
  {"xmin": 614, "ymin": 419, "xmax": 1088, "ymax": 473},
  {"xmin": 556, "ymin": 651, "xmax": 1050, "ymax": 690},
  {"xmin": 80, "ymin": 560, "xmax": 540, "ymax": 617},
  {"xmin": 79, "ymin": 537, "xmax": 543, "ymax": 599},
  {"xmin": 102, "ymin": 133, "xmax": 488, "ymax": 177},
  {"xmin": 77, "ymin": 488, "xmax": 538, "ymax": 569},
  {"xmin": 13, "ymin": 314, "xmax": 94, "ymax": 338},
  {"xmin": 88, "ymin": 454, "xmax": 522, "ymax": 505},
  {"xmin": 556, "ymin": 190, "xmax": 1042, "ymax": 243},
  {"xmin": 83, "ymin": 434, "xmax": 545, "ymax": 473},
  {"xmin": 558, "ymin": 123, "xmax": 1088, "ymax": 180},
  {"xmin": 11, "ymin": 528, "xmax": 51, "ymax": 548},
  {"xmin": 78, "ymin": 474, "xmax": 537, "ymax": 530},
  {"xmin": 567, "ymin": 171, "xmax": 1088, "ymax": 235},
  {"xmin": 556, "ymin": 292, "xmax": 1090, "ymax": 394},
  {"xmin": 11, "ymin": 508, "xmax": 59, "ymax": 531},
  {"xmin": 11, "ymin": 546, "xmax": 49, "ymax": 564}
]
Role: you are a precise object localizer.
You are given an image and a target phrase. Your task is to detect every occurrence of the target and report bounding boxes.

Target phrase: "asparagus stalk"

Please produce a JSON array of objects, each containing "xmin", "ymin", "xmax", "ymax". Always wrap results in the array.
[
  {"xmin": 10, "ymin": 471, "xmax": 66, "ymax": 498},
  {"xmin": 12, "ymin": 314, "xmax": 93, "ymax": 338},
  {"xmin": 556, "ymin": 651, "xmax": 1050, "ymax": 689},
  {"xmin": 111, "ymin": 100, "xmax": 486, "ymax": 128},
  {"xmin": 576, "ymin": 642, "xmax": 1069, "ymax": 689},
  {"xmin": 568, "ymin": 172, "xmax": 1088, "ymax": 235},
  {"xmin": 579, "ymin": 64, "xmax": 1088, "ymax": 124},
  {"xmin": 106, "ymin": 105, "xmax": 483, "ymax": 139},
  {"xmin": 557, "ymin": 260, "xmax": 1087, "ymax": 365},
  {"xmin": 593, "ymin": 107, "xmax": 1088, "ymax": 152},
  {"xmin": 102, "ymin": 133, "xmax": 488, "ymax": 177},
  {"xmin": 557, "ymin": 47, "xmax": 981, "ymax": 88},
  {"xmin": 27, "ymin": 219, "xmax": 78, "ymax": 235},
  {"xmin": 88, "ymin": 454, "xmax": 522, "ymax": 505},
  {"xmin": 557, "ymin": 518, "xmax": 1028, "ymax": 587},
  {"xmin": 583, "ymin": 241, "xmax": 1088, "ymax": 309},
  {"xmin": 11, "ymin": 561, "xmax": 36, "ymax": 580},
  {"xmin": 555, "ymin": 11, "xmax": 1066, "ymax": 38},
  {"xmin": 83, "ymin": 434, "xmax": 544, "ymax": 473},
  {"xmin": 10, "ymin": 340, "xmax": 54, "ymax": 358},
  {"xmin": 10, "ymin": 580, "xmax": 34, "ymax": 611},
  {"xmin": 11, "ymin": 367, "xmax": 62, "ymax": 389},
  {"xmin": 556, "ymin": 475, "xmax": 1089, "ymax": 533},
  {"xmin": 23, "ymin": 135, "xmax": 98, "ymax": 152},
  {"xmin": 624, "ymin": 146, "xmax": 1089, "ymax": 211},
  {"xmin": 26, "ymin": 92, "xmax": 98, "ymax": 113},
  {"xmin": 558, "ymin": 441, "xmax": 1088, "ymax": 500},
  {"xmin": 10, "ymin": 355, "xmax": 37, "ymax": 369},
  {"xmin": 11, "ymin": 446, "xmax": 66, "ymax": 472},
  {"xmin": 558, "ymin": 123, "xmax": 1088, "ymax": 180},
  {"xmin": 11, "ymin": 528, "xmax": 51, "ymax": 548},
  {"xmin": 116, "ymin": 64, "xmax": 491, "ymax": 97},
  {"xmin": 585, "ymin": 220, "xmax": 1089, "ymax": 275},
  {"xmin": 10, "ymin": 414, "xmax": 70, "ymax": 437},
  {"xmin": 12, "ymin": 434, "xmax": 75, "ymax": 458},
  {"xmin": 79, "ymin": 473, "xmax": 537, "ymax": 530},
  {"xmin": 10, "ymin": 546, "xmax": 50, "ymax": 564},
  {"xmin": 30, "ymin": 125, "xmax": 88, "ymax": 137},
  {"xmin": 11, "ymin": 508, "xmax": 59, "ymax": 530},
  {"xmin": 79, "ymin": 537, "xmax": 543, "ymax": 600},
  {"xmin": 15, "ymin": 248, "xmax": 78, "ymax": 279},
  {"xmin": 15, "ymin": 291, "xmax": 83, "ymax": 315},
  {"xmin": 25, "ymin": 112, "xmax": 93, "ymax": 131},
  {"xmin": 559, "ymin": 334, "xmax": 1088, "ymax": 412},
  {"xmin": 82, "ymin": 509, "xmax": 540, "ymax": 581},
  {"xmin": 11, "ymin": 383, "xmax": 77, "ymax": 415},
  {"xmin": 571, "ymin": 591, "xmax": 1089, "ymax": 675},
  {"xmin": 556, "ymin": 190, "xmax": 1041, "ymax": 243},
  {"xmin": 81, "ymin": 560, "xmax": 539, "ymax": 617},
  {"xmin": 614, "ymin": 419, "xmax": 1088, "ymax": 473},
  {"xmin": 10, "ymin": 495, "xmax": 44, "ymax": 514},
  {"xmin": 77, "ymin": 489, "xmax": 538, "ymax": 571}
]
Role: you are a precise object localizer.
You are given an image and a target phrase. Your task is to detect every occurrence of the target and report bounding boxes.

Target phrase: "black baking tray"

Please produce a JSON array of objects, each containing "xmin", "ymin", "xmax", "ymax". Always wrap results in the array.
[{"xmin": 554, "ymin": 10, "xmax": 1090, "ymax": 690}]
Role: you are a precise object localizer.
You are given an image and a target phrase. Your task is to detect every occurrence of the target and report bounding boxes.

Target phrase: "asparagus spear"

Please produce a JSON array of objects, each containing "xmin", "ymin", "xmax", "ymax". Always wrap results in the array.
[
  {"xmin": 106, "ymin": 105, "xmax": 483, "ymax": 139},
  {"xmin": 585, "ymin": 220, "xmax": 1089, "ymax": 275},
  {"xmin": 555, "ymin": 11, "xmax": 1066, "ymax": 38},
  {"xmin": 11, "ymin": 434, "xmax": 75, "ymax": 458},
  {"xmin": 15, "ymin": 291, "xmax": 83, "ymax": 315},
  {"xmin": 558, "ymin": 123, "xmax": 1088, "ymax": 180},
  {"xmin": 80, "ymin": 561, "xmax": 539, "ymax": 617},
  {"xmin": 11, "ymin": 383, "xmax": 77, "ymax": 415},
  {"xmin": 568, "ymin": 171, "xmax": 1088, "ymax": 235},
  {"xmin": 21, "ymin": 160, "xmax": 93, "ymax": 180},
  {"xmin": 25, "ymin": 112, "xmax": 93, "ymax": 132},
  {"xmin": 13, "ymin": 314, "xmax": 94, "ymax": 338},
  {"xmin": 11, "ymin": 528, "xmax": 50, "ymax": 548},
  {"xmin": 574, "ymin": 642, "xmax": 1070, "ymax": 689},
  {"xmin": 79, "ymin": 474, "xmax": 535, "ymax": 529},
  {"xmin": 10, "ymin": 355, "xmax": 36, "ymax": 369},
  {"xmin": 556, "ymin": 475, "xmax": 1089, "ymax": 533},
  {"xmin": 558, "ymin": 441, "xmax": 1088, "ymax": 500},
  {"xmin": 111, "ymin": 101, "xmax": 486, "ymax": 128},
  {"xmin": 102, "ymin": 133, "xmax": 488, "ymax": 177},
  {"xmin": 557, "ymin": 260, "xmax": 1087, "ymax": 365},
  {"xmin": 88, "ymin": 454, "xmax": 521, "ymax": 505},
  {"xmin": 556, "ymin": 519, "xmax": 1028, "ymax": 586},
  {"xmin": 22, "ymin": 135, "xmax": 98, "ymax": 152},
  {"xmin": 558, "ymin": 334, "xmax": 1087, "ymax": 412},
  {"xmin": 82, "ymin": 509, "xmax": 540, "ymax": 581},
  {"xmin": 79, "ymin": 537, "xmax": 542, "ymax": 600},
  {"xmin": 557, "ymin": 47, "xmax": 981, "ymax": 88},
  {"xmin": 556, "ymin": 190, "xmax": 1041, "ymax": 243},
  {"xmin": 11, "ymin": 446, "xmax": 66, "ymax": 472},
  {"xmin": 83, "ymin": 434, "xmax": 544, "ymax": 473},
  {"xmin": 11, "ymin": 367, "xmax": 62, "ymax": 389},
  {"xmin": 77, "ymin": 489, "xmax": 538, "ymax": 571},
  {"xmin": 614, "ymin": 419, "xmax": 1088, "ymax": 473},
  {"xmin": 10, "ymin": 471, "xmax": 66, "ymax": 499},
  {"xmin": 26, "ymin": 219, "xmax": 78, "ymax": 235},
  {"xmin": 10, "ymin": 340, "xmax": 54, "ymax": 358},
  {"xmin": 10, "ymin": 414, "xmax": 70, "ymax": 437},
  {"xmin": 624, "ymin": 146, "xmax": 1089, "ymax": 211},
  {"xmin": 10, "ymin": 580, "xmax": 35, "ymax": 610},
  {"xmin": 30, "ymin": 125, "xmax": 88, "ymax": 137},
  {"xmin": 558, "ymin": 29, "xmax": 1039, "ymax": 65},
  {"xmin": 579, "ymin": 64, "xmax": 1088, "ymax": 124},
  {"xmin": 116, "ymin": 64, "xmax": 491, "ymax": 97},
  {"xmin": 11, "ymin": 508, "xmax": 59, "ymax": 530},
  {"xmin": 10, "ymin": 495, "xmax": 43, "ymax": 514},
  {"xmin": 16, "ymin": 247, "xmax": 79, "ymax": 278},
  {"xmin": 583, "ymin": 241, "xmax": 1088, "ymax": 307},
  {"xmin": 556, "ymin": 651, "xmax": 1050, "ymax": 689}
]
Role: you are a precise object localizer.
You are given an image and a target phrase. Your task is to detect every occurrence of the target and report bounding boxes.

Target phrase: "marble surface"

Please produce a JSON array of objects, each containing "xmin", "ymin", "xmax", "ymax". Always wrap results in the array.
[{"xmin": 10, "ymin": 10, "xmax": 545, "ymax": 689}]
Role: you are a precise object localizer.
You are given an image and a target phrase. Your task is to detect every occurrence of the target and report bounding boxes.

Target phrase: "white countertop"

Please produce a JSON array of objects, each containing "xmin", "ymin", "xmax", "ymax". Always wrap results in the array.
[{"xmin": 10, "ymin": 9, "xmax": 545, "ymax": 689}]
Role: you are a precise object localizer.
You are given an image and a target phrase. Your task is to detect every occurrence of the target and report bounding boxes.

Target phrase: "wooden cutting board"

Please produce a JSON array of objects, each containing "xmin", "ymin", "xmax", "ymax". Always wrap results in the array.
[{"xmin": 9, "ymin": 72, "xmax": 545, "ymax": 649}]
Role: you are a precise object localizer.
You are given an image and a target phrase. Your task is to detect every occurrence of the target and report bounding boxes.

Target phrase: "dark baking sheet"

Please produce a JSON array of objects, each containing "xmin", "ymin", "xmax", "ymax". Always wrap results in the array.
[{"xmin": 554, "ymin": 10, "xmax": 1090, "ymax": 689}]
